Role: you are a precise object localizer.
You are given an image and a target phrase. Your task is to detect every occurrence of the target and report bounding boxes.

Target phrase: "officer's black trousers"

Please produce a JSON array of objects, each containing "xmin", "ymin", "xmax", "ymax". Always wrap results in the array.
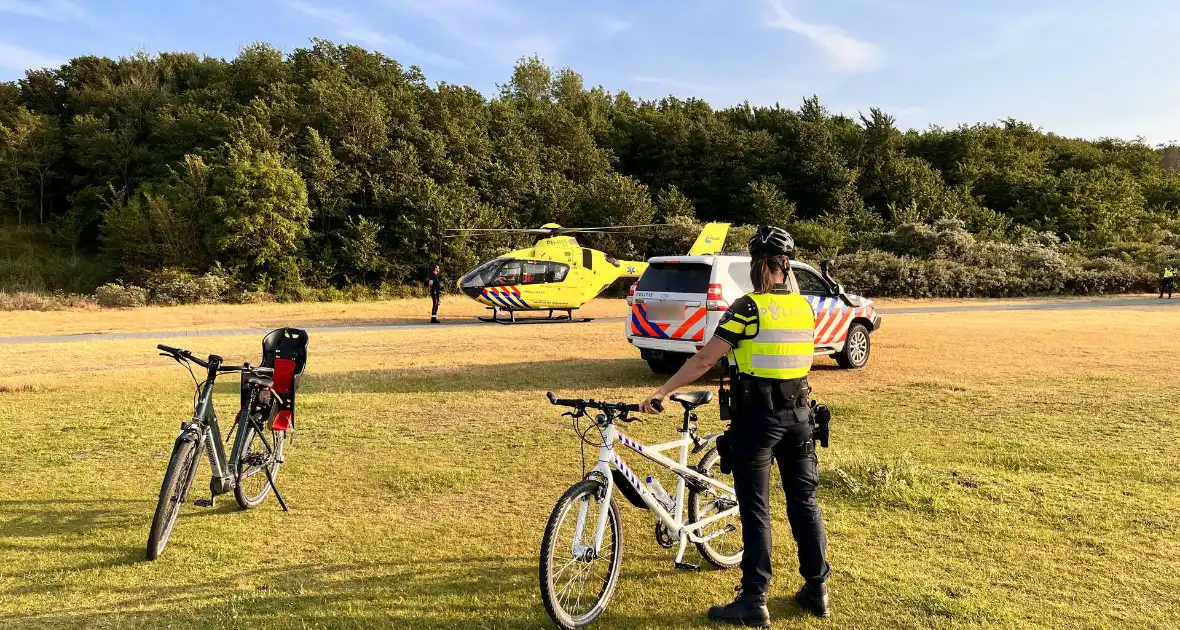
[
  {"xmin": 729, "ymin": 408, "xmax": 830, "ymax": 597},
  {"xmin": 1161, "ymin": 278, "xmax": 1174, "ymax": 298},
  {"xmin": 431, "ymin": 294, "xmax": 441, "ymax": 316}
]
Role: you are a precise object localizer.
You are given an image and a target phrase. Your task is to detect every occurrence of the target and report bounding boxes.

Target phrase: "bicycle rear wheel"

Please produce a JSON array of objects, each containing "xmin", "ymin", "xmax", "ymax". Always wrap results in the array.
[
  {"xmin": 146, "ymin": 436, "xmax": 201, "ymax": 560},
  {"xmin": 539, "ymin": 479, "xmax": 623, "ymax": 629},
  {"xmin": 233, "ymin": 420, "xmax": 285, "ymax": 509},
  {"xmin": 689, "ymin": 447, "xmax": 744, "ymax": 569}
]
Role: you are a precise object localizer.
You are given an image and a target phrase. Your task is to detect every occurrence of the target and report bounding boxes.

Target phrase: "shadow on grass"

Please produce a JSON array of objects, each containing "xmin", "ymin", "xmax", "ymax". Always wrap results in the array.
[
  {"xmin": 209, "ymin": 356, "xmax": 855, "ymax": 398},
  {"xmin": 302, "ymin": 358, "xmax": 680, "ymax": 395},
  {"xmin": 0, "ymin": 554, "xmax": 708, "ymax": 629},
  {"xmin": 0, "ymin": 498, "xmax": 150, "ymax": 539}
]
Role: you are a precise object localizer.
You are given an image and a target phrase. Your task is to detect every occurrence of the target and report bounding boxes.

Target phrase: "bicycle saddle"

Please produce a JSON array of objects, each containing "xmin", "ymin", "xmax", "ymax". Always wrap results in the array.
[
  {"xmin": 247, "ymin": 375, "xmax": 274, "ymax": 389},
  {"xmin": 670, "ymin": 391, "xmax": 713, "ymax": 408}
]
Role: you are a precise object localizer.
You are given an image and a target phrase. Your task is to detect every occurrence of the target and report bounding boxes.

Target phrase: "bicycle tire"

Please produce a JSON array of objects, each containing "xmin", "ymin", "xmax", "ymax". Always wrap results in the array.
[
  {"xmin": 539, "ymin": 479, "xmax": 623, "ymax": 629},
  {"xmin": 233, "ymin": 422, "xmax": 285, "ymax": 510},
  {"xmin": 145, "ymin": 437, "xmax": 201, "ymax": 560},
  {"xmin": 688, "ymin": 448, "xmax": 743, "ymax": 569}
]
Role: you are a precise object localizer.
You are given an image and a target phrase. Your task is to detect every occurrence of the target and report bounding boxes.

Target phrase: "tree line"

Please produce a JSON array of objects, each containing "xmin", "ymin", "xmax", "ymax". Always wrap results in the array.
[{"xmin": 1, "ymin": 41, "xmax": 1178, "ymax": 301}]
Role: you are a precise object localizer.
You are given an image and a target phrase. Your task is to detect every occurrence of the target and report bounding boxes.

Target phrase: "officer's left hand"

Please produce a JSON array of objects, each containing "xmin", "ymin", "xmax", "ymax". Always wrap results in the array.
[{"xmin": 640, "ymin": 391, "xmax": 666, "ymax": 415}]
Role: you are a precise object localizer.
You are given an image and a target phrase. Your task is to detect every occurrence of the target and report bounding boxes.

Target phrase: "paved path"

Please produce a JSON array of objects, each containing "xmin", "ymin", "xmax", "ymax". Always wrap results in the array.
[{"xmin": 1, "ymin": 297, "xmax": 1177, "ymax": 345}]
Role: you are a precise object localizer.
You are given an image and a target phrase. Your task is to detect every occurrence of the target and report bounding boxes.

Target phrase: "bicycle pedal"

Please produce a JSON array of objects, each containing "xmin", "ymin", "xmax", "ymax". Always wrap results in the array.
[
  {"xmin": 194, "ymin": 498, "xmax": 214, "ymax": 508},
  {"xmin": 674, "ymin": 562, "xmax": 700, "ymax": 572}
]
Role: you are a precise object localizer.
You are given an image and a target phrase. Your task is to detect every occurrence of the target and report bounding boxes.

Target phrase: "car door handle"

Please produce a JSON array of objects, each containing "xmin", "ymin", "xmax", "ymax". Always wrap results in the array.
[
  {"xmin": 685, "ymin": 302, "xmax": 701, "ymax": 307},
  {"xmin": 634, "ymin": 298, "xmax": 646, "ymax": 304}
]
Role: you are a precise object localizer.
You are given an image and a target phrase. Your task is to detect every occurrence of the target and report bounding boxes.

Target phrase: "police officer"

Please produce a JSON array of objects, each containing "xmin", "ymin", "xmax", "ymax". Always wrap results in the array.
[
  {"xmin": 1161, "ymin": 265, "xmax": 1175, "ymax": 299},
  {"xmin": 641, "ymin": 226, "xmax": 830, "ymax": 626},
  {"xmin": 427, "ymin": 263, "xmax": 443, "ymax": 323}
]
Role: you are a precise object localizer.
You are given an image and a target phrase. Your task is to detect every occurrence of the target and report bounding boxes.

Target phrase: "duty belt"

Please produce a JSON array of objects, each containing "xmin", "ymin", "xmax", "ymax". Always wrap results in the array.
[{"xmin": 733, "ymin": 375, "xmax": 810, "ymax": 413}]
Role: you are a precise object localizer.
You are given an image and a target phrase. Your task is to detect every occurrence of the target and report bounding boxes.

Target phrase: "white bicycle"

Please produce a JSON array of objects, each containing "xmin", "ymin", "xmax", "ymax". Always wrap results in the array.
[{"xmin": 538, "ymin": 391, "xmax": 743, "ymax": 629}]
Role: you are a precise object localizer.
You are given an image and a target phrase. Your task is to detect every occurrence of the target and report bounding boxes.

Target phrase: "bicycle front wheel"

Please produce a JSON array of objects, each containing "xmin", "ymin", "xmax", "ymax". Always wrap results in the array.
[
  {"xmin": 689, "ymin": 447, "xmax": 744, "ymax": 569},
  {"xmin": 233, "ymin": 421, "xmax": 285, "ymax": 509},
  {"xmin": 146, "ymin": 436, "xmax": 201, "ymax": 560},
  {"xmin": 539, "ymin": 479, "xmax": 623, "ymax": 629}
]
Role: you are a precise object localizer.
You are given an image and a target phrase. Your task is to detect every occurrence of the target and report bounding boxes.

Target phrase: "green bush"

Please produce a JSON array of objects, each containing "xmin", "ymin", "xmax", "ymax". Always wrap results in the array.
[
  {"xmin": 833, "ymin": 221, "xmax": 1157, "ymax": 297},
  {"xmin": 144, "ymin": 268, "xmax": 232, "ymax": 306},
  {"xmin": 94, "ymin": 283, "xmax": 149, "ymax": 308},
  {"xmin": 0, "ymin": 226, "xmax": 109, "ymax": 293}
]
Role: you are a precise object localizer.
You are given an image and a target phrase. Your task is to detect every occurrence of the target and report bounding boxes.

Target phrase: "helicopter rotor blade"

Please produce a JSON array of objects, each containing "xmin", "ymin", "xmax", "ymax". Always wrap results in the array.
[
  {"xmin": 557, "ymin": 223, "xmax": 666, "ymax": 234},
  {"xmin": 444, "ymin": 228, "xmax": 553, "ymax": 235}
]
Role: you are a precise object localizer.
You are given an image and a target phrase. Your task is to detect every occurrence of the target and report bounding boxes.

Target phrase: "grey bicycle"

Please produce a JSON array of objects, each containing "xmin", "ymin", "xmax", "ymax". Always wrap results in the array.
[{"xmin": 146, "ymin": 328, "xmax": 307, "ymax": 560}]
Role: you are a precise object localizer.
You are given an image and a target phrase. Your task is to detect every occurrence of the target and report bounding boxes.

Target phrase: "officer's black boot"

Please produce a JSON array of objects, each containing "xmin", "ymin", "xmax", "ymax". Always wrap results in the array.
[
  {"xmin": 707, "ymin": 587, "xmax": 770, "ymax": 628},
  {"xmin": 795, "ymin": 581, "xmax": 830, "ymax": 618}
]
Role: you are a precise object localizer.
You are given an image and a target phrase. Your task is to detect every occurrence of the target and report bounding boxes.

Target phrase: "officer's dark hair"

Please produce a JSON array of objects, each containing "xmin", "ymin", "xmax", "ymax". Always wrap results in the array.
[{"xmin": 751, "ymin": 256, "xmax": 789, "ymax": 294}]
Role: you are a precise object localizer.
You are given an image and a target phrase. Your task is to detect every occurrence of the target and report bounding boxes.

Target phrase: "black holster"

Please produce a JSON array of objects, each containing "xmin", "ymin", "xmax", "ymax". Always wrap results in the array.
[
  {"xmin": 716, "ymin": 432, "xmax": 732, "ymax": 475},
  {"xmin": 811, "ymin": 401, "xmax": 831, "ymax": 448}
]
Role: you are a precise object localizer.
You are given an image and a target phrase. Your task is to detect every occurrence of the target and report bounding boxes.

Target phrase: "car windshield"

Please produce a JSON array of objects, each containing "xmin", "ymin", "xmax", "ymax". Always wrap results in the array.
[
  {"xmin": 637, "ymin": 262, "xmax": 713, "ymax": 294},
  {"xmin": 460, "ymin": 258, "xmax": 505, "ymax": 288}
]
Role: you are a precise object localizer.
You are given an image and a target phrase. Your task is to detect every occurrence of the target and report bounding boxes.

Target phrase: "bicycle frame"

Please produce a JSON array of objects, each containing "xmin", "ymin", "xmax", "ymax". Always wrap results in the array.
[
  {"xmin": 578, "ymin": 416, "xmax": 739, "ymax": 567},
  {"xmin": 175, "ymin": 356, "xmax": 260, "ymax": 497}
]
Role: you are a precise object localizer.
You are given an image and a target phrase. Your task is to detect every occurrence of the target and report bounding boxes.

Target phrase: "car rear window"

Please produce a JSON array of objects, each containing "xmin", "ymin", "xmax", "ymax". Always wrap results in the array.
[{"xmin": 637, "ymin": 262, "xmax": 713, "ymax": 294}]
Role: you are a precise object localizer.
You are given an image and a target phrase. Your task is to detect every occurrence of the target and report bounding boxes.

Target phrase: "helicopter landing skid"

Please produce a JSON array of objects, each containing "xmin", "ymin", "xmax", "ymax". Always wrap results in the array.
[{"xmin": 479, "ymin": 308, "xmax": 594, "ymax": 325}]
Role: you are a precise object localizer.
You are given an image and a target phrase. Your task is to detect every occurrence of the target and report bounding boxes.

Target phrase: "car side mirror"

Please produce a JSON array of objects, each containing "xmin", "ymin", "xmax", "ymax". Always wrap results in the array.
[{"xmin": 835, "ymin": 284, "xmax": 844, "ymax": 295}]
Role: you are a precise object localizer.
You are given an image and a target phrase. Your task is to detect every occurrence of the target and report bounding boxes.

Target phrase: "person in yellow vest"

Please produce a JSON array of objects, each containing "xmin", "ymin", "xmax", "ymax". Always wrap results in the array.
[
  {"xmin": 641, "ymin": 226, "xmax": 830, "ymax": 626},
  {"xmin": 1161, "ymin": 266, "xmax": 1175, "ymax": 299}
]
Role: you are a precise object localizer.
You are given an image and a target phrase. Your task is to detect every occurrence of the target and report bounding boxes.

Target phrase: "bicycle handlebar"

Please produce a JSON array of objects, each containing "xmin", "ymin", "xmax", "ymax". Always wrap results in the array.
[
  {"xmin": 546, "ymin": 391, "xmax": 646, "ymax": 414},
  {"xmin": 157, "ymin": 344, "xmax": 271, "ymax": 375},
  {"xmin": 158, "ymin": 344, "xmax": 210, "ymax": 368}
]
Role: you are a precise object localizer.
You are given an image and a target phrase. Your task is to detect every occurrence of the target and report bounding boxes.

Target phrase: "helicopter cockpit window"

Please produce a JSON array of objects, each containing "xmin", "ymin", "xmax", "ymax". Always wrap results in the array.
[
  {"xmin": 519, "ymin": 261, "xmax": 570, "ymax": 284},
  {"xmin": 522, "ymin": 262, "xmax": 548, "ymax": 284},
  {"xmin": 460, "ymin": 258, "xmax": 505, "ymax": 288},
  {"xmin": 492, "ymin": 260, "xmax": 522, "ymax": 286}
]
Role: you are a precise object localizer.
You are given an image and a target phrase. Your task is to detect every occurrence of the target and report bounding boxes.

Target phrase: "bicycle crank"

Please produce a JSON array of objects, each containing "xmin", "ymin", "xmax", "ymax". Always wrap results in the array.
[{"xmin": 654, "ymin": 520, "xmax": 676, "ymax": 548}]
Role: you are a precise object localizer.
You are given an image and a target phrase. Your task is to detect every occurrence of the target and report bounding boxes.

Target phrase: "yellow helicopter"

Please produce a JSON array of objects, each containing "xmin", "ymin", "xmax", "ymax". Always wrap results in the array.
[{"xmin": 450, "ymin": 222, "xmax": 730, "ymax": 323}]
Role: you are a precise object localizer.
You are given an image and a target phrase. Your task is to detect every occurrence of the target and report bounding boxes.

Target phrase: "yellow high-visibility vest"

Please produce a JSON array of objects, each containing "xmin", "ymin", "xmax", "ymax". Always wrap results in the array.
[
  {"xmin": 727, "ymin": 292, "xmax": 815, "ymax": 380},
  {"xmin": 1166, "ymin": 267, "xmax": 1175, "ymax": 279}
]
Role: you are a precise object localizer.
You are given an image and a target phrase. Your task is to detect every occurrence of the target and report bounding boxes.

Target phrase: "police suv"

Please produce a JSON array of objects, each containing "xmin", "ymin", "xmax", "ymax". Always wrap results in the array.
[{"xmin": 625, "ymin": 254, "xmax": 882, "ymax": 374}]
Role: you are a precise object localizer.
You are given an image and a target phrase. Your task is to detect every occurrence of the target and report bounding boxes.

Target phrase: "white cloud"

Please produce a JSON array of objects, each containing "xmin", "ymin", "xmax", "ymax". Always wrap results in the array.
[
  {"xmin": 765, "ymin": 0, "xmax": 882, "ymax": 73},
  {"xmin": 598, "ymin": 16, "xmax": 632, "ymax": 39},
  {"xmin": 0, "ymin": 41, "xmax": 62, "ymax": 71},
  {"xmin": 287, "ymin": 0, "xmax": 461, "ymax": 67},
  {"xmin": 384, "ymin": 0, "xmax": 562, "ymax": 63},
  {"xmin": 0, "ymin": 0, "xmax": 85, "ymax": 22}
]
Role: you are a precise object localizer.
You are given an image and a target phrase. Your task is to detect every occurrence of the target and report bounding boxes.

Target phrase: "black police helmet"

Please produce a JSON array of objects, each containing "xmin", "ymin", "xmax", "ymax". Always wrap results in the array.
[{"xmin": 748, "ymin": 226, "xmax": 795, "ymax": 259}]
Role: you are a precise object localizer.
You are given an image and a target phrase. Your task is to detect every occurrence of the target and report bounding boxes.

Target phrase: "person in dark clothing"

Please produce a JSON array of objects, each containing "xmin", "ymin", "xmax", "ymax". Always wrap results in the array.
[
  {"xmin": 1161, "ymin": 266, "xmax": 1174, "ymax": 299},
  {"xmin": 427, "ymin": 264, "xmax": 443, "ymax": 323},
  {"xmin": 640, "ymin": 226, "xmax": 831, "ymax": 627}
]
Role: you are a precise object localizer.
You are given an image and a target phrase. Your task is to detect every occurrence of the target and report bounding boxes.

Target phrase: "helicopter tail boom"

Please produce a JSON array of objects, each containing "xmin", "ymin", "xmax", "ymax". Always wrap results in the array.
[
  {"xmin": 616, "ymin": 260, "xmax": 648, "ymax": 279},
  {"xmin": 687, "ymin": 222, "xmax": 731, "ymax": 256}
]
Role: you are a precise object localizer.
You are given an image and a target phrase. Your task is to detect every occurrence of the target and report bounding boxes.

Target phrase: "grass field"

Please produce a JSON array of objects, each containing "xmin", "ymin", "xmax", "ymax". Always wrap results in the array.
[
  {"xmin": 0, "ymin": 303, "xmax": 1178, "ymax": 629},
  {"xmin": 0, "ymin": 294, "xmax": 1157, "ymax": 338}
]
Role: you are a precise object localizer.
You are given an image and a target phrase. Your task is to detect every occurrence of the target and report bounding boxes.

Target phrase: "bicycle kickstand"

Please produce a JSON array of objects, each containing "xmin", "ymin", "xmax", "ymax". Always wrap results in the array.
[{"xmin": 264, "ymin": 465, "xmax": 289, "ymax": 512}]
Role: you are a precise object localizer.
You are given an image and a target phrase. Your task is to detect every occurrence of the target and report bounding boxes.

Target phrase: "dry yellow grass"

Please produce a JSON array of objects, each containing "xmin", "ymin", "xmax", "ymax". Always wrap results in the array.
[
  {"xmin": 0, "ymin": 294, "xmax": 1159, "ymax": 338},
  {"xmin": 0, "ymin": 305, "xmax": 1177, "ymax": 628},
  {"xmin": 0, "ymin": 298, "xmax": 631, "ymax": 337}
]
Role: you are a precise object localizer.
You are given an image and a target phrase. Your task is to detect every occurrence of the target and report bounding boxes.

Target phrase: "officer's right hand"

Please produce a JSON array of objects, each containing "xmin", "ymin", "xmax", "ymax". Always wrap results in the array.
[{"xmin": 640, "ymin": 391, "xmax": 666, "ymax": 415}]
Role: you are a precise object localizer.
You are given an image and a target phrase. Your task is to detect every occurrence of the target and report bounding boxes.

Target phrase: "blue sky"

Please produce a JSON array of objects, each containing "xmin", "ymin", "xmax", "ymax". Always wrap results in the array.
[{"xmin": 2, "ymin": 0, "xmax": 1180, "ymax": 144}]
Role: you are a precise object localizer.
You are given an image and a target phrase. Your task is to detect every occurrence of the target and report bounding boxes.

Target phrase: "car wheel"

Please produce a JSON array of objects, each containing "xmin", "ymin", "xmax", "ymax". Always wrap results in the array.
[
  {"xmin": 646, "ymin": 356, "xmax": 686, "ymax": 375},
  {"xmin": 835, "ymin": 323, "xmax": 870, "ymax": 369}
]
